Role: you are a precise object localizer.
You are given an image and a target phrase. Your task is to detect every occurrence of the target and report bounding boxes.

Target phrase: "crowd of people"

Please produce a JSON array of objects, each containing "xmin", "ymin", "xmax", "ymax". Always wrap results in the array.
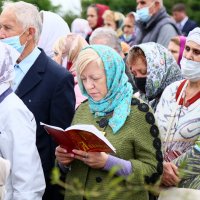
[{"xmin": 0, "ymin": 0, "xmax": 199, "ymax": 200}]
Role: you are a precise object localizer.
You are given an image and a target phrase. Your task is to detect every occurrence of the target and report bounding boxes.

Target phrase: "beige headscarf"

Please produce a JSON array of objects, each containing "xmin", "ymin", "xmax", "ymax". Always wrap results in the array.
[
  {"xmin": 53, "ymin": 34, "xmax": 88, "ymax": 74},
  {"xmin": 0, "ymin": 42, "xmax": 19, "ymax": 95},
  {"xmin": 102, "ymin": 10, "xmax": 125, "ymax": 38}
]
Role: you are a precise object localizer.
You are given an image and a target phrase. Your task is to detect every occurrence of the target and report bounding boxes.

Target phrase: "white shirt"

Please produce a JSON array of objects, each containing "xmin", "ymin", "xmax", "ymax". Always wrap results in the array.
[
  {"xmin": 0, "ymin": 91, "xmax": 45, "ymax": 200},
  {"xmin": 177, "ymin": 16, "xmax": 188, "ymax": 31}
]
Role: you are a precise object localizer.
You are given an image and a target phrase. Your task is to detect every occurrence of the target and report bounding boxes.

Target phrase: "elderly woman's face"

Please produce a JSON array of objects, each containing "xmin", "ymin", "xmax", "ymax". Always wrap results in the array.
[
  {"xmin": 80, "ymin": 61, "xmax": 107, "ymax": 101},
  {"xmin": 183, "ymin": 41, "xmax": 200, "ymax": 62},
  {"xmin": 87, "ymin": 7, "xmax": 98, "ymax": 29}
]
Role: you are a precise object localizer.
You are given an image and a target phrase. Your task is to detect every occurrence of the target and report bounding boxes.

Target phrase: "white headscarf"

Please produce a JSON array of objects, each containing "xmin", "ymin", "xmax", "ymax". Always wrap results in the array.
[
  {"xmin": 0, "ymin": 42, "xmax": 19, "ymax": 94},
  {"xmin": 71, "ymin": 18, "xmax": 91, "ymax": 38},
  {"xmin": 186, "ymin": 27, "xmax": 200, "ymax": 45},
  {"xmin": 38, "ymin": 11, "xmax": 70, "ymax": 58}
]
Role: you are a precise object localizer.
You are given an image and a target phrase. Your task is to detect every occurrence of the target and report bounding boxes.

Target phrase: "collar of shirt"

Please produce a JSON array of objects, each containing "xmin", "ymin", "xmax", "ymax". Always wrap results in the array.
[
  {"xmin": 12, "ymin": 47, "xmax": 41, "ymax": 92},
  {"xmin": 17, "ymin": 47, "xmax": 41, "ymax": 74},
  {"xmin": 180, "ymin": 16, "xmax": 189, "ymax": 29}
]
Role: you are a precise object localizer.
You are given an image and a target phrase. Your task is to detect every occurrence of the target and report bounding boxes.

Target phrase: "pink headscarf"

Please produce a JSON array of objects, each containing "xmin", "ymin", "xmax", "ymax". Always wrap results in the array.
[{"xmin": 178, "ymin": 35, "xmax": 186, "ymax": 66}]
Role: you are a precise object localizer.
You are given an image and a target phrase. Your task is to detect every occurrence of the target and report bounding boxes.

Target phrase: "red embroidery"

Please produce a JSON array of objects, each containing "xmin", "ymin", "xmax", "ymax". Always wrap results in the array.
[{"xmin": 176, "ymin": 80, "xmax": 200, "ymax": 107}]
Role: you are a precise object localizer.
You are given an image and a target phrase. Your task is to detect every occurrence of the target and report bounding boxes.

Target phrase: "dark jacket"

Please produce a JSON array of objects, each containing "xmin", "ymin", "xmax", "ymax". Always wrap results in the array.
[
  {"xmin": 182, "ymin": 19, "xmax": 198, "ymax": 36},
  {"xmin": 15, "ymin": 49, "xmax": 75, "ymax": 200}
]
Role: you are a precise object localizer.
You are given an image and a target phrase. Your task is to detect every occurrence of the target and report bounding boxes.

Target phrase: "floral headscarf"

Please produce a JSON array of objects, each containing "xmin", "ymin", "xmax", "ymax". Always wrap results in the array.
[
  {"xmin": 77, "ymin": 45, "xmax": 133, "ymax": 133},
  {"xmin": 0, "ymin": 42, "xmax": 19, "ymax": 94},
  {"xmin": 131, "ymin": 42, "xmax": 182, "ymax": 109}
]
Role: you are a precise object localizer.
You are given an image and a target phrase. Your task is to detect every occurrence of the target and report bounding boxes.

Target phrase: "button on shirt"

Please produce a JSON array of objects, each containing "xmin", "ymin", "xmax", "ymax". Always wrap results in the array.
[{"xmin": 12, "ymin": 47, "xmax": 41, "ymax": 92}]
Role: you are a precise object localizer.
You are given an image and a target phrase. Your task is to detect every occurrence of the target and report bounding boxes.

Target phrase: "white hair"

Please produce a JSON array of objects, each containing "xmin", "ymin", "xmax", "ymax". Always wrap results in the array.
[
  {"xmin": 155, "ymin": 0, "xmax": 163, "ymax": 7},
  {"xmin": 89, "ymin": 27, "xmax": 122, "ymax": 53},
  {"xmin": 2, "ymin": 1, "xmax": 42, "ymax": 43}
]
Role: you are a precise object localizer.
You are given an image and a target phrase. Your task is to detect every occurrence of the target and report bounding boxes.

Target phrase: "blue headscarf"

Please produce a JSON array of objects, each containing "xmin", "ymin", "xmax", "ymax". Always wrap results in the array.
[{"xmin": 77, "ymin": 45, "xmax": 133, "ymax": 133}]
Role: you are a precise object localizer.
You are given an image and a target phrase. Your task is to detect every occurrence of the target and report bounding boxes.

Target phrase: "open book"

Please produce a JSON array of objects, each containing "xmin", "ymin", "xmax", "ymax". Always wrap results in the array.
[{"xmin": 40, "ymin": 122, "xmax": 116, "ymax": 153}]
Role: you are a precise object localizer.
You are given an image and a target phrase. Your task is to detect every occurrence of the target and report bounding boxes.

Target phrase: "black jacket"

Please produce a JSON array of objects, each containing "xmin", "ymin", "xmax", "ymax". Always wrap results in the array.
[{"xmin": 182, "ymin": 18, "xmax": 198, "ymax": 36}]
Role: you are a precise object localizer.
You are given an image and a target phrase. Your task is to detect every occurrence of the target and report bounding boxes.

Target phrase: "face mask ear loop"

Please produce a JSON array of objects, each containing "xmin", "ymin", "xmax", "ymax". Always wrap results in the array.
[{"xmin": 19, "ymin": 28, "xmax": 29, "ymax": 46}]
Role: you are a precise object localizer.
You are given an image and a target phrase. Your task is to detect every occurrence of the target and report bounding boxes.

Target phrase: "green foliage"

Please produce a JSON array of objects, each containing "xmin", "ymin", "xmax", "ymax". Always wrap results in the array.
[
  {"xmin": 51, "ymin": 166, "xmax": 160, "ymax": 200},
  {"xmin": 81, "ymin": 0, "xmax": 200, "ymax": 25},
  {"xmin": 62, "ymin": 11, "xmax": 79, "ymax": 28},
  {"xmin": 81, "ymin": 0, "xmax": 136, "ymax": 19},
  {"xmin": 51, "ymin": 166, "xmax": 125, "ymax": 199},
  {"xmin": 164, "ymin": 0, "xmax": 200, "ymax": 25},
  {"xmin": 1, "ymin": 0, "xmax": 199, "ymax": 25},
  {"xmin": 0, "ymin": 0, "xmax": 60, "ymax": 12}
]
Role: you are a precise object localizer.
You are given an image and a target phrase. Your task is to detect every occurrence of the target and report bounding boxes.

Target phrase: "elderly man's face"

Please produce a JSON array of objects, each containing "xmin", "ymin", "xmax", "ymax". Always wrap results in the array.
[
  {"xmin": 137, "ymin": 0, "xmax": 152, "ymax": 9},
  {"xmin": 136, "ymin": 0, "xmax": 157, "ymax": 15},
  {"xmin": 0, "ymin": 9, "xmax": 24, "ymax": 39},
  {"xmin": 0, "ymin": 9, "xmax": 29, "ymax": 56}
]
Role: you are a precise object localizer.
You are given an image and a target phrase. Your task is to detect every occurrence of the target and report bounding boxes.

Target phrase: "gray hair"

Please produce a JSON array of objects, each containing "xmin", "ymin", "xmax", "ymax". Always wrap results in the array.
[
  {"xmin": 155, "ymin": 0, "xmax": 163, "ymax": 7},
  {"xmin": 89, "ymin": 27, "xmax": 122, "ymax": 53},
  {"xmin": 2, "ymin": 1, "xmax": 42, "ymax": 43}
]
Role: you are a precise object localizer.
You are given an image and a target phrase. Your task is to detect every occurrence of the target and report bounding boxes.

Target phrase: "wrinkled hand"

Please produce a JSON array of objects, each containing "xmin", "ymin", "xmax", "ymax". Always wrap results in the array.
[
  {"xmin": 55, "ymin": 146, "xmax": 75, "ymax": 165},
  {"xmin": 72, "ymin": 149, "xmax": 108, "ymax": 169},
  {"xmin": 162, "ymin": 162, "xmax": 180, "ymax": 186}
]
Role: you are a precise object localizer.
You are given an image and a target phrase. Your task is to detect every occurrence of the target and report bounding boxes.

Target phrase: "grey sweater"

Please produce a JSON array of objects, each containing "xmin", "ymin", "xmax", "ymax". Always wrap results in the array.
[{"xmin": 136, "ymin": 7, "xmax": 180, "ymax": 47}]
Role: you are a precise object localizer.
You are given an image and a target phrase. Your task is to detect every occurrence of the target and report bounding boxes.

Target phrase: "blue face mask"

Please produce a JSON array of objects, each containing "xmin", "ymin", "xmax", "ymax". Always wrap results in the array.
[
  {"xmin": 1, "ymin": 34, "xmax": 26, "ymax": 53},
  {"xmin": 136, "ymin": 6, "xmax": 152, "ymax": 23},
  {"xmin": 123, "ymin": 34, "xmax": 133, "ymax": 42}
]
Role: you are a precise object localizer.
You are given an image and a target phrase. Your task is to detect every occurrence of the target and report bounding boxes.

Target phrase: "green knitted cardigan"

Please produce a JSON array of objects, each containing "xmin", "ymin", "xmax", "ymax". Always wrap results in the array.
[{"xmin": 64, "ymin": 98, "xmax": 163, "ymax": 200}]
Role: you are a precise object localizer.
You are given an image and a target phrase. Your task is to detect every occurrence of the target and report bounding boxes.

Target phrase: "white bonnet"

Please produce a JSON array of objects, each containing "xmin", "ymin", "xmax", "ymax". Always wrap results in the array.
[{"xmin": 186, "ymin": 27, "xmax": 200, "ymax": 46}]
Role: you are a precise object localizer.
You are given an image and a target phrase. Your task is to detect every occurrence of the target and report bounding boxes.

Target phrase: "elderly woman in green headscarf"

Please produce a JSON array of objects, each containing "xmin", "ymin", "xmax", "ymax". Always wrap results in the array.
[
  {"xmin": 55, "ymin": 45, "xmax": 163, "ymax": 200},
  {"xmin": 127, "ymin": 42, "xmax": 183, "ymax": 111}
]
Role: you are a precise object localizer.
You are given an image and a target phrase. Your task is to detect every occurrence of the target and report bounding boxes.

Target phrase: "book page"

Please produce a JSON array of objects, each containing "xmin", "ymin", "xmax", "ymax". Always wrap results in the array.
[
  {"xmin": 40, "ymin": 122, "xmax": 64, "ymax": 131},
  {"xmin": 41, "ymin": 122, "xmax": 116, "ymax": 153},
  {"xmin": 66, "ymin": 124, "xmax": 115, "ymax": 152}
]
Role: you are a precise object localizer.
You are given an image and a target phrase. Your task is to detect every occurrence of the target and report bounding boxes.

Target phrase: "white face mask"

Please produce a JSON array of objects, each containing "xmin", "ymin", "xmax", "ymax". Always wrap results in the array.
[{"xmin": 180, "ymin": 57, "xmax": 200, "ymax": 82}]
